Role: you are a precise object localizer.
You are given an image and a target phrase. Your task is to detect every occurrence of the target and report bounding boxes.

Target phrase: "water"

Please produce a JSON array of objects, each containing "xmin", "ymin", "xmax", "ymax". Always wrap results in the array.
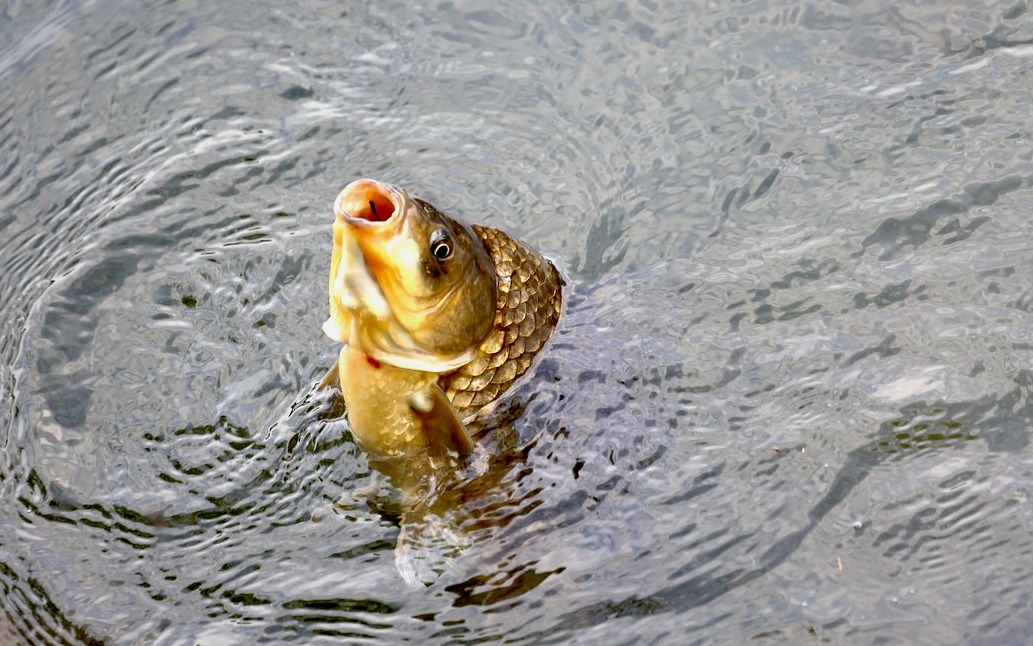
[{"xmin": 3, "ymin": 0, "xmax": 1033, "ymax": 642}]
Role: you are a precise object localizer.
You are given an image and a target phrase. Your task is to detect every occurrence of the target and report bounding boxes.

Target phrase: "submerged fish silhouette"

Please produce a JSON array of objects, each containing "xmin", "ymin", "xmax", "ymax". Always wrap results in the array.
[{"xmin": 323, "ymin": 179, "xmax": 563, "ymax": 496}]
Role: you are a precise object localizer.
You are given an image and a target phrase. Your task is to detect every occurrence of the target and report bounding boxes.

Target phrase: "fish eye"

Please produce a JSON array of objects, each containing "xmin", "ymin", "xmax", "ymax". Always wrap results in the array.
[{"xmin": 430, "ymin": 229, "xmax": 453, "ymax": 261}]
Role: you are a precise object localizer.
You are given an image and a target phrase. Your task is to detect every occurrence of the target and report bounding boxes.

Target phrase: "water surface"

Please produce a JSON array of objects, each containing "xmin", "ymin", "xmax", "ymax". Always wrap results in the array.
[{"xmin": 3, "ymin": 0, "xmax": 1033, "ymax": 643}]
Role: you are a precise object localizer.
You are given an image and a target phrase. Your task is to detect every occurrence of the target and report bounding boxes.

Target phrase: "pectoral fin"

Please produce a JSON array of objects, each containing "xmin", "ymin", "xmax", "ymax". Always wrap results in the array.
[
  {"xmin": 408, "ymin": 385, "xmax": 474, "ymax": 457},
  {"xmin": 318, "ymin": 360, "xmax": 341, "ymax": 391}
]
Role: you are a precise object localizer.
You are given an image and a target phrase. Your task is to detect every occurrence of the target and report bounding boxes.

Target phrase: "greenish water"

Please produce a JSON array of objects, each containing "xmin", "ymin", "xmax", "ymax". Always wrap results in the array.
[{"xmin": 3, "ymin": 0, "xmax": 1033, "ymax": 643}]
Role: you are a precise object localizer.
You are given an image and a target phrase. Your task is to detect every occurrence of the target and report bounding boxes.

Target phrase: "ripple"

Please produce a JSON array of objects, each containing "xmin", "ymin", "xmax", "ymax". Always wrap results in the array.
[{"xmin": 4, "ymin": 0, "xmax": 1033, "ymax": 643}]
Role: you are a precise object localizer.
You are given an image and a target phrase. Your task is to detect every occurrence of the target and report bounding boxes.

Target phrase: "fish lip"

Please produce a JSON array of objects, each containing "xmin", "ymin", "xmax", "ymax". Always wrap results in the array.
[{"xmin": 334, "ymin": 178, "xmax": 405, "ymax": 230}]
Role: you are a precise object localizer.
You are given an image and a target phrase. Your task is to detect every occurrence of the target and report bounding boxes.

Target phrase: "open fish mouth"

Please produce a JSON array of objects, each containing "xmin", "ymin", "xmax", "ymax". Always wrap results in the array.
[
  {"xmin": 335, "ymin": 179, "xmax": 402, "ymax": 227},
  {"xmin": 329, "ymin": 179, "xmax": 407, "ymax": 324}
]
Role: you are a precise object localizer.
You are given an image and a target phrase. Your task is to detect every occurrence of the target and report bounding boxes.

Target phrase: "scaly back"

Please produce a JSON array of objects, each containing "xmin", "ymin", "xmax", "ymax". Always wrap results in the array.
[{"xmin": 438, "ymin": 225, "xmax": 564, "ymax": 420}]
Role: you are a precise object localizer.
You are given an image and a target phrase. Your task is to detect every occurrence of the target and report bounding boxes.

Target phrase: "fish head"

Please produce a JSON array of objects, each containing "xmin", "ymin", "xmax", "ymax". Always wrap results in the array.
[{"xmin": 324, "ymin": 179, "xmax": 497, "ymax": 373}]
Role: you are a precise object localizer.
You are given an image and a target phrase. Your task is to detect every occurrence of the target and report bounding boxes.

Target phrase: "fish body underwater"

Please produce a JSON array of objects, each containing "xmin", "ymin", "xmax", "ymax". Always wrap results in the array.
[{"xmin": 323, "ymin": 179, "xmax": 563, "ymax": 496}]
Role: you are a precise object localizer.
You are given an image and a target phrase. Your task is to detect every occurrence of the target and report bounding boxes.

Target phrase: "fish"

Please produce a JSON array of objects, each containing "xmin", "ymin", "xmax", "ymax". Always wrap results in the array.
[{"xmin": 323, "ymin": 179, "xmax": 563, "ymax": 496}]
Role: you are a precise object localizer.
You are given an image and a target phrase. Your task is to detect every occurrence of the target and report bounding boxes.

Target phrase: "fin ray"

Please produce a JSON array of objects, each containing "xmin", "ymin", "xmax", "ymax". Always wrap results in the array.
[
  {"xmin": 318, "ymin": 361, "xmax": 341, "ymax": 391},
  {"xmin": 409, "ymin": 385, "xmax": 474, "ymax": 457}
]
